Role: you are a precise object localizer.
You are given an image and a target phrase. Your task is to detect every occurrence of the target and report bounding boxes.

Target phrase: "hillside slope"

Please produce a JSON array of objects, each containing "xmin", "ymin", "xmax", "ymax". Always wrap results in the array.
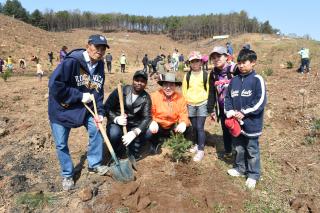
[{"xmin": 0, "ymin": 14, "xmax": 320, "ymax": 212}]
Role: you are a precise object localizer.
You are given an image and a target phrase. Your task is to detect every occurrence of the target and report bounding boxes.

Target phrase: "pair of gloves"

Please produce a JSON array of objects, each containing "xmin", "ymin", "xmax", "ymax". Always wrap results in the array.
[
  {"xmin": 82, "ymin": 93, "xmax": 103, "ymax": 125},
  {"xmin": 149, "ymin": 120, "xmax": 187, "ymax": 134},
  {"xmin": 114, "ymin": 115, "xmax": 141, "ymax": 146}
]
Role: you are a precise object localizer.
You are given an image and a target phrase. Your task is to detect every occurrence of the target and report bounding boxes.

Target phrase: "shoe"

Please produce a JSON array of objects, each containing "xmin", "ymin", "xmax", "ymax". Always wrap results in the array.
[
  {"xmin": 88, "ymin": 165, "xmax": 110, "ymax": 176},
  {"xmin": 149, "ymin": 143, "xmax": 161, "ymax": 155},
  {"xmin": 227, "ymin": 168, "xmax": 245, "ymax": 177},
  {"xmin": 62, "ymin": 177, "xmax": 74, "ymax": 191},
  {"xmin": 245, "ymin": 178, "xmax": 257, "ymax": 190},
  {"xmin": 193, "ymin": 150, "xmax": 204, "ymax": 162},
  {"xmin": 223, "ymin": 152, "xmax": 233, "ymax": 159},
  {"xmin": 189, "ymin": 144, "xmax": 198, "ymax": 154}
]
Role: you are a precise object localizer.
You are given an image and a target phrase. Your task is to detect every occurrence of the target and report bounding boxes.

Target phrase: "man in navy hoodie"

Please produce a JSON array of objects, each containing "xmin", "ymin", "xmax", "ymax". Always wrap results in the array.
[
  {"xmin": 48, "ymin": 34, "xmax": 110, "ymax": 191},
  {"xmin": 224, "ymin": 48, "xmax": 267, "ymax": 190}
]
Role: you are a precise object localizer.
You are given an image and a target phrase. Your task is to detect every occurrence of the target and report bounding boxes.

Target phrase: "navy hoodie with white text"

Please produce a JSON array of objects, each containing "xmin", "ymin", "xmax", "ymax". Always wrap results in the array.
[{"xmin": 48, "ymin": 48, "xmax": 105, "ymax": 128}]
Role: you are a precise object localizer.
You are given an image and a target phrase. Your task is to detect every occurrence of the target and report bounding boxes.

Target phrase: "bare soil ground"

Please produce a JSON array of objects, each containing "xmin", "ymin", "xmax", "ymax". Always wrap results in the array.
[{"xmin": 1, "ymin": 14, "xmax": 320, "ymax": 212}]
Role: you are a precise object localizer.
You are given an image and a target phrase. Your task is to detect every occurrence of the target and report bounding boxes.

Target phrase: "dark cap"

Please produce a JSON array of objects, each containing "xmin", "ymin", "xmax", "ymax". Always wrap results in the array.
[
  {"xmin": 133, "ymin": 70, "xmax": 148, "ymax": 81},
  {"xmin": 88, "ymin": 34, "xmax": 110, "ymax": 48}
]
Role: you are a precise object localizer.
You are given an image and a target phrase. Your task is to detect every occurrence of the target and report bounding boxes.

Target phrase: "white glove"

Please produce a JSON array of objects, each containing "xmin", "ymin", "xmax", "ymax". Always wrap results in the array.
[
  {"xmin": 149, "ymin": 120, "xmax": 159, "ymax": 134},
  {"xmin": 226, "ymin": 110, "xmax": 236, "ymax": 118},
  {"xmin": 122, "ymin": 131, "xmax": 137, "ymax": 146},
  {"xmin": 175, "ymin": 122, "xmax": 186, "ymax": 133},
  {"xmin": 114, "ymin": 115, "xmax": 127, "ymax": 126},
  {"xmin": 82, "ymin": 93, "xmax": 92, "ymax": 103}
]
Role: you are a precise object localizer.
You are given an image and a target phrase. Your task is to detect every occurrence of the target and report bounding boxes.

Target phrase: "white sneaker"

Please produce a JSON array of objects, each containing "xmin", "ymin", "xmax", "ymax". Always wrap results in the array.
[
  {"xmin": 193, "ymin": 150, "xmax": 204, "ymax": 162},
  {"xmin": 245, "ymin": 178, "xmax": 257, "ymax": 190},
  {"xmin": 62, "ymin": 177, "xmax": 74, "ymax": 191},
  {"xmin": 227, "ymin": 168, "xmax": 244, "ymax": 177},
  {"xmin": 189, "ymin": 144, "xmax": 198, "ymax": 153}
]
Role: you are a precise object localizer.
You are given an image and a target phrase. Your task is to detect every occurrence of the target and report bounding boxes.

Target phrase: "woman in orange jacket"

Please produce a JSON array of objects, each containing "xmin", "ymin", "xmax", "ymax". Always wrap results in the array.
[{"xmin": 146, "ymin": 72, "xmax": 190, "ymax": 154}]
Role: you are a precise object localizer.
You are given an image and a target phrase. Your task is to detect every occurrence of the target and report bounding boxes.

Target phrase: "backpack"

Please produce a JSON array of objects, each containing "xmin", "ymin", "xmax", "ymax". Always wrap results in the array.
[{"xmin": 186, "ymin": 70, "xmax": 208, "ymax": 91}]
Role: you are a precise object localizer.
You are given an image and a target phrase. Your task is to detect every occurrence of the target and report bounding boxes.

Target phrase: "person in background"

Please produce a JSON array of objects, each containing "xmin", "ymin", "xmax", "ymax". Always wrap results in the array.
[
  {"xmin": 36, "ymin": 61, "xmax": 44, "ymax": 81},
  {"xmin": 105, "ymin": 52, "xmax": 113, "ymax": 73},
  {"xmin": 172, "ymin": 49, "xmax": 179, "ymax": 71},
  {"xmin": 19, "ymin": 58, "xmax": 26, "ymax": 69},
  {"xmin": 226, "ymin": 42, "xmax": 234, "ymax": 56},
  {"xmin": 142, "ymin": 54, "xmax": 149, "ymax": 73},
  {"xmin": 0, "ymin": 58, "xmax": 4, "ymax": 73},
  {"xmin": 6, "ymin": 56, "xmax": 13, "ymax": 72},
  {"xmin": 156, "ymin": 54, "xmax": 169, "ymax": 74},
  {"xmin": 60, "ymin": 46, "xmax": 68, "ymax": 63},
  {"xmin": 119, "ymin": 53, "xmax": 127, "ymax": 73},
  {"xmin": 298, "ymin": 47, "xmax": 310, "ymax": 74},
  {"xmin": 48, "ymin": 51, "xmax": 54, "ymax": 66},
  {"xmin": 48, "ymin": 34, "xmax": 110, "ymax": 191},
  {"xmin": 226, "ymin": 42, "xmax": 234, "ymax": 62},
  {"xmin": 242, "ymin": 44, "xmax": 251, "ymax": 50},
  {"xmin": 201, "ymin": 54, "xmax": 209, "ymax": 71}
]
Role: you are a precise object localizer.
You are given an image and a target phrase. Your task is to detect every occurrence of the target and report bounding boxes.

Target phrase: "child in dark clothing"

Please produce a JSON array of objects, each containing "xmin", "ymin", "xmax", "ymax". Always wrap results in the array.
[
  {"xmin": 224, "ymin": 49, "xmax": 267, "ymax": 190},
  {"xmin": 207, "ymin": 46, "xmax": 239, "ymax": 159}
]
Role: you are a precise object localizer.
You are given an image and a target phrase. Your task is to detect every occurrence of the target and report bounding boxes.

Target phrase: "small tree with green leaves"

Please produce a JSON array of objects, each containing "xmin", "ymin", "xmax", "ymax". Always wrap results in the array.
[
  {"xmin": 1, "ymin": 68, "xmax": 12, "ymax": 82},
  {"xmin": 164, "ymin": 133, "xmax": 192, "ymax": 162}
]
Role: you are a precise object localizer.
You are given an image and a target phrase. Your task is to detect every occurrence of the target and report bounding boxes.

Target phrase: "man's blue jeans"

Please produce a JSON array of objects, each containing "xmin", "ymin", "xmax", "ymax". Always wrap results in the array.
[
  {"xmin": 233, "ymin": 135, "xmax": 261, "ymax": 180},
  {"xmin": 50, "ymin": 116, "xmax": 104, "ymax": 177}
]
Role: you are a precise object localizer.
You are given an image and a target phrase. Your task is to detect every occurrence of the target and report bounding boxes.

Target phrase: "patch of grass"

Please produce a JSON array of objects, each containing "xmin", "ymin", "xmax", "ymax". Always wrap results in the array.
[
  {"xmin": 312, "ymin": 119, "xmax": 320, "ymax": 130},
  {"xmin": 0, "ymin": 69, "xmax": 12, "ymax": 82},
  {"xmin": 12, "ymin": 96, "xmax": 22, "ymax": 102},
  {"xmin": 263, "ymin": 67, "xmax": 273, "ymax": 76},
  {"xmin": 163, "ymin": 133, "xmax": 192, "ymax": 162},
  {"xmin": 190, "ymin": 196, "xmax": 200, "ymax": 208},
  {"xmin": 304, "ymin": 136, "xmax": 317, "ymax": 145},
  {"xmin": 303, "ymin": 118, "xmax": 320, "ymax": 145},
  {"xmin": 115, "ymin": 207, "xmax": 129, "ymax": 213},
  {"xmin": 244, "ymin": 198, "xmax": 283, "ymax": 213},
  {"xmin": 212, "ymin": 203, "xmax": 226, "ymax": 213},
  {"xmin": 16, "ymin": 191, "xmax": 57, "ymax": 210},
  {"xmin": 286, "ymin": 61, "xmax": 294, "ymax": 69}
]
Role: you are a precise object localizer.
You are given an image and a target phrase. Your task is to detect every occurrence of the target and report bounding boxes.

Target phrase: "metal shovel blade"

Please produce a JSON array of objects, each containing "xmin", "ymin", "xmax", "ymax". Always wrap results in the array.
[{"xmin": 110, "ymin": 158, "xmax": 134, "ymax": 182}]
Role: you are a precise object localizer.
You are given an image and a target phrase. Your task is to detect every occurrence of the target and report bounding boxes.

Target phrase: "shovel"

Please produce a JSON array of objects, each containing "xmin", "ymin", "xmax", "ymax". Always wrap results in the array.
[
  {"xmin": 84, "ymin": 96, "xmax": 134, "ymax": 182},
  {"xmin": 117, "ymin": 83, "xmax": 137, "ymax": 169}
]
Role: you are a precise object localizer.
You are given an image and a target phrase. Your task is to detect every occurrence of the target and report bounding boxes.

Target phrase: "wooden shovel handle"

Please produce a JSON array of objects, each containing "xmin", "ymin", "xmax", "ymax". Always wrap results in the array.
[
  {"xmin": 117, "ymin": 83, "xmax": 128, "ymax": 134},
  {"xmin": 84, "ymin": 99, "xmax": 120, "ymax": 165}
]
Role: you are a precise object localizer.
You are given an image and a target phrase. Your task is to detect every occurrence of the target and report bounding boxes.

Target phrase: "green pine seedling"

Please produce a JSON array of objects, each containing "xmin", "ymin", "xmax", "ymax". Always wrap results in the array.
[{"xmin": 164, "ymin": 133, "xmax": 192, "ymax": 162}]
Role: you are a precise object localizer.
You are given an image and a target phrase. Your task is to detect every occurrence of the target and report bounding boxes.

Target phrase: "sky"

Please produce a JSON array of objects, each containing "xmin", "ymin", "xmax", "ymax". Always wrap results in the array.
[{"xmin": 2, "ymin": 0, "xmax": 319, "ymax": 41}]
